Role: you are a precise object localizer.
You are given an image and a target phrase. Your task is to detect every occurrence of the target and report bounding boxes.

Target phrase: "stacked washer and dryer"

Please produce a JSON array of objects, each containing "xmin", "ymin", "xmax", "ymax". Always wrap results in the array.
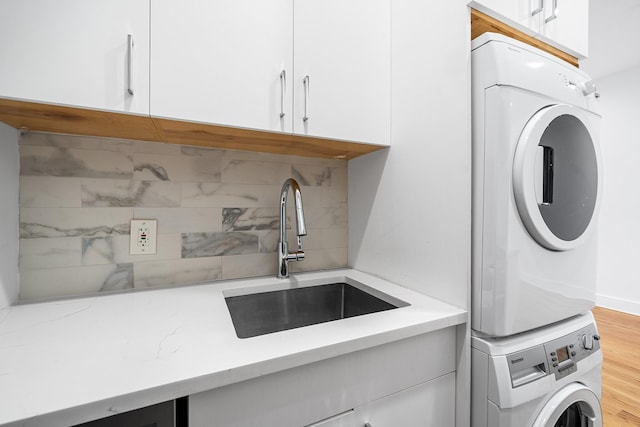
[{"xmin": 471, "ymin": 33, "xmax": 604, "ymax": 427}]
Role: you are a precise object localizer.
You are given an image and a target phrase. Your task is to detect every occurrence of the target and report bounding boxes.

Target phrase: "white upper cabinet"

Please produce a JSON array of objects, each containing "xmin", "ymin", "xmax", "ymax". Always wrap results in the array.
[
  {"xmin": 151, "ymin": 0, "xmax": 390, "ymax": 147},
  {"xmin": 150, "ymin": 0, "xmax": 293, "ymax": 133},
  {"xmin": 469, "ymin": 0, "xmax": 588, "ymax": 58},
  {"xmin": 0, "ymin": 0, "xmax": 149, "ymax": 115},
  {"xmin": 293, "ymin": 0, "xmax": 391, "ymax": 146},
  {"xmin": 471, "ymin": 0, "xmax": 543, "ymax": 33},
  {"xmin": 538, "ymin": 0, "xmax": 588, "ymax": 58}
]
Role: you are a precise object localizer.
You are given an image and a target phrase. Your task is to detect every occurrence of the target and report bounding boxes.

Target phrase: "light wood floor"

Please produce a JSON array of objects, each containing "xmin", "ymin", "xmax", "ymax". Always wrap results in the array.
[{"xmin": 592, "ymin": 306, "xmax": 640, "ymax": 426}]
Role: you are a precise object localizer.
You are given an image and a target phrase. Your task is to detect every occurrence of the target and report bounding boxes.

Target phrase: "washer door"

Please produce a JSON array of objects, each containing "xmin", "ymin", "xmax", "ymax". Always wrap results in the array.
[
  {"xmin": 513, "ymin": 105, "xmax": 602, "ymax": 251},
  {"xmin": 532, "ymin": 383, "xmax": 602, "ymax": 427}
]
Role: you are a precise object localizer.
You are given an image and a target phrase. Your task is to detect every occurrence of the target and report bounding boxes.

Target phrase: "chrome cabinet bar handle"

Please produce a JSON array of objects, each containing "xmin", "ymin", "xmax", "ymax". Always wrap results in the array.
[
  {"xmin": 127, "ymin": 34, "xmax": 134, "ymax": 95},
  {"xmin": 280, "ymin": 70, "xmax": 286, "ymax": 118},
  {"xmin": 531, "ymin": 0, "xmax": 543, "ymax": 16},
  {"xmin": 545, "ymin": 0, "xmax": 558, "ymax": 22},
  {"xmin": 303, "ymin": 75, "xmax": 310, "ymax": 122}
]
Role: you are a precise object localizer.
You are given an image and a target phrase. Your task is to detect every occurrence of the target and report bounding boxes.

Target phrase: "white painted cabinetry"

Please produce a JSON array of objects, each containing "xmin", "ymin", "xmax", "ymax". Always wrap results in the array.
[
  {"xmin": 189, "ymin": 329, "xmax": 455, "ymax": 427},
  {"xmin": 469, "ymin": 0, "xmax": 588, "ymax": 58},
  {"xmin": 293, "ymin": 0, "xmax": 391, "ymax": 146},
  {"xmin": 150, "ymin": 0, "xmax": 293, "ymax": 134},
  {"xmin": 0, "ymin": 0, "xmax": 149, "ymax": 114},
  {"xmin": 306, "ymin": 411, "xmax": 356, "ymax": 427},
  {"xmin": 356, "ymin": 374, "xmax": 455, "ymax": 427},
  {"xmin": 471, "ymin": 0, "xmax": 543, "ymax": 32},
  {"xmin": 537, "ymin": 0, "xmax": 588, "ymax": 58},
  {"xmin": 307, "ymin": 374, "xmax": 455, "ymax": 427},
  {"xmin": 150, "ymin": 0, "xmax": 390, "ymax": 147}
]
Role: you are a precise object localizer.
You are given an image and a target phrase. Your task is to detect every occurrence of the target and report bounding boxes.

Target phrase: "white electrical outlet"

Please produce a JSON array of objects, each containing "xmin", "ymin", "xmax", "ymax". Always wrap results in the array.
[{"xmin": 130, "ymin": 219, "xmax": 158, "ymax": 255}]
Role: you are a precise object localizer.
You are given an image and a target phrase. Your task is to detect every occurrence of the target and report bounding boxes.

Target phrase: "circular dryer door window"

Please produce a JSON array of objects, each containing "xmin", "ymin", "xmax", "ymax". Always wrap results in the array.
[{"xmin": 513, "ymin": 104, "xmax": 602, "ymax": 251}]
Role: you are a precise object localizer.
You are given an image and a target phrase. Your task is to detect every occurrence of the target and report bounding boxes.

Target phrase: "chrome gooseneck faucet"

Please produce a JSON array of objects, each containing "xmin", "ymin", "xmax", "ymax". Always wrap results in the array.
[{"xmin": 278, "ymin": 178, "xmax": 307, "ymax": 278}]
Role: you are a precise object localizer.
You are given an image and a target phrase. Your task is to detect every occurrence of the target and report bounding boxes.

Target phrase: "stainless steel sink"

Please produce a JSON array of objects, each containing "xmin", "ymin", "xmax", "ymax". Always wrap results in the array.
[{"xmin": 225, "ymin": 282, "xmax": 402, "ymax": 338}]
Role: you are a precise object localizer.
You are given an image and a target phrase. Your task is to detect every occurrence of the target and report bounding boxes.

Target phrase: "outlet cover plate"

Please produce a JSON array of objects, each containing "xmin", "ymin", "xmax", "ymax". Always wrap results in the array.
[{"xmin": 130, "ymin": 219, "xmax": 157, "ymax": 255}]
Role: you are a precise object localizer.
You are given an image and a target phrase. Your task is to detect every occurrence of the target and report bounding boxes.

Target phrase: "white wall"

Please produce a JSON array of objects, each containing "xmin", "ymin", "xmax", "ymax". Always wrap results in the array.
[
  {"xmin": 349, "ymin": 4, "xmax": 471, "ymax": 426},
  {"xmin": 0, "ymin": 122, "xmax": 20, "ymax": 309},
  {"xmin": 589, "ymin": 66, "xmax": 640, "ymax": 315},
  {"xmin": 349, "ymin": 0, "xmax": 471, "ymax": 311}
]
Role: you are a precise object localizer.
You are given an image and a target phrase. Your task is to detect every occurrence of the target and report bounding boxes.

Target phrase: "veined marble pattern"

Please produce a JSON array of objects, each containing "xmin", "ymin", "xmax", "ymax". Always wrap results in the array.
[
  {"xmin": 222, "ymin": 159, "xmax": 292, "ymax": 185},
  {"xmin": 292, "ymin": 165, "xmax": 332, "ymax": 186},
  {"xmin": 133, "ymin": 207, "xmax": 222, "ymax": 234},
  {"xmin": 181, "ymin": 183, "xmax": 261, "ymax": 208},
  {"xmin": 20, "ymin": 208, "xmax": 132, "ymax": 238},
  {"xmin": 20, "ymin": 145, "xmax": 133, "ymax": 179},
  {"xmin": 222, "ymin": 208, "xmax": 279, "ymax": 231},
  {"xmin": 258, "ymin": 231, "xmax": 280, "ymax": 253},
  {"xmin": 18, "ymin": 132, "xmax": 348, "ymax": 300},
  {"xmin": 182, "ymin": 232, "xmax": 258, "ymax": 258},
  {"xmin": 20, "ymin": 132, "xmax": 134, "ymax": 153},
  {"xmin": 81, "ymin": 179, "xmax": 181, "ymax": 207},
  {"xmin": 133, "ymin": 152, "xmax": 222, "ymax": 183}
]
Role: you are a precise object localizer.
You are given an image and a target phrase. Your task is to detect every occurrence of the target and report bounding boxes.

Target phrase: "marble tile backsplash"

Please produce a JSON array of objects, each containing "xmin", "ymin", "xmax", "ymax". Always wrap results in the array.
[{"xmin": 18, "ymin": 132, "xmax": 348, "ymax": 301}]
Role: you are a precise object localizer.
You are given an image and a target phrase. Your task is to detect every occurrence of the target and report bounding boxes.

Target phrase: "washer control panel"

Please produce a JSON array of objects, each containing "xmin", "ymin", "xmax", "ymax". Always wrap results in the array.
[
  {"xmin": 543, "ymin": 323, "xmax": 600, "ymax": 380},
  {"xmin": 506, "ymin": 322, "xmax": 600, "ymax": 386}
]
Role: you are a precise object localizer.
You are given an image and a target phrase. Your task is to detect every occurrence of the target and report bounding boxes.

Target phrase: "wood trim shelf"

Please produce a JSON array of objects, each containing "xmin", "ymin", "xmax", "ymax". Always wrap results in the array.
[
  {"xmin": 0, "ymin": 97, "xmax": 386, "ymax": 160},
  {"xmin": 470, "ymin": 9, "xmax": 579, "ymax": 68},
  {"xmin": 153, "ymin": 118, "xmax": 384, "ymax": 160},
  {"xmin": 0, "ymin": 98, "xmax": 162, "ymax": 142}
]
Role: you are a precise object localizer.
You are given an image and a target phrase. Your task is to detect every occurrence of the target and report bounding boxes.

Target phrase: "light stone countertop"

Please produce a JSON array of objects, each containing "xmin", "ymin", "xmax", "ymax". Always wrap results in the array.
[{"xmin": 0, "ymin": 269, "xmax": 467, "ymax": 427}]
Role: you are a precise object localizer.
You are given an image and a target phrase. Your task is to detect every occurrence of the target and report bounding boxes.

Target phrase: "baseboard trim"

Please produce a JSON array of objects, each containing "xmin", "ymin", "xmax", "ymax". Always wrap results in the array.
[{"xmin": 596, "ymin": 294, "xmax": 640, "ymax": 316}]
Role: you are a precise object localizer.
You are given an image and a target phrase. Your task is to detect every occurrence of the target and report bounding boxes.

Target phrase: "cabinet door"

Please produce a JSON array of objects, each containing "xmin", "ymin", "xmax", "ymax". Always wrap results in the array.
[
  {"xmin": 150, "ymin": 0, "xmax": 293, "ymax": 133},
  {"xmin": 469, "ymin": 0, "xmax": 542, "ymax": 34},
  {"xmin": 0, "ymin": 0, "xmax": 149, "ymax": 115},
  {"xmin": 356, "ymin": 373, "xmax": 455, "ymax": 427},
  {"xmin": 537, "ymin": 0, "xmax": 588, "ymax": 57},
  {"xmin": 293, "ymin": 0, "xmax": 391, "ymax": 146}
]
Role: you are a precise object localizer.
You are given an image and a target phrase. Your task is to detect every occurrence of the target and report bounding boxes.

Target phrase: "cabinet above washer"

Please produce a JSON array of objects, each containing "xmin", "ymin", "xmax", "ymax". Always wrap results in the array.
[{"xmin": 469, "ymin": 0, "xmax": 588, "ymax": 59}]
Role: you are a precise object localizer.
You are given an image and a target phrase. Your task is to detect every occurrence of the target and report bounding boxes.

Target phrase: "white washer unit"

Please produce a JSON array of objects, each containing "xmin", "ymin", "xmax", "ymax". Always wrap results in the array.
[
  {"xmin": 471, "ymin": 33, "xmax": 603, "ymax": 337},
  {"xmin": 472, "ymin": 312, "xmax": 602, "ymax": 427}
]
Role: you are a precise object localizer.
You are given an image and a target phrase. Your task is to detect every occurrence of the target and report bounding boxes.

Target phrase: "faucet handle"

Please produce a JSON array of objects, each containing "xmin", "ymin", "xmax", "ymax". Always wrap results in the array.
[
  {"xmin": 285, "ymin": 250, "xmax": 305, "ymax": 262},
  {"xmin": 297, "ymin": 236, "xmax": 303, "ymax": 251}
]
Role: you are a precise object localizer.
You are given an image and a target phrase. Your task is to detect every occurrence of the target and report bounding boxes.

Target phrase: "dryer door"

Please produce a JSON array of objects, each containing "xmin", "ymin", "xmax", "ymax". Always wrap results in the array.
[
  {"xmin": 513, "ymin": 105, "xmax": 602, "ymax": 251},
  {"xmin": 532, "ymin": 383, "xmax": 602, "ymax": 427}
]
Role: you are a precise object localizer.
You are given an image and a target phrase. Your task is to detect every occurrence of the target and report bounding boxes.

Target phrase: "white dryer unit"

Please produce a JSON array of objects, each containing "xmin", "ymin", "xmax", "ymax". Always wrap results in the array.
[
  {"xmin": 472, "ymin": 312, "xmax": 602, "ymax": 427},
  {"xmin": 471, "ymin": 33, "xmax": 603, "ymax": 337}
]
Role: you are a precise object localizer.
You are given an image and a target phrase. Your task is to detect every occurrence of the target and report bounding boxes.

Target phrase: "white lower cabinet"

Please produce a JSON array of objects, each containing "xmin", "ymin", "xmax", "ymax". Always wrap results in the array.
[
  {"xmin": 307, "ymin": 374, "xmax": 455, "ymax": 427},
  {"xmin": 306, "ymin": 410, "xmax": 356, "ymax": 427},
  {"xmin": 188, "ymin": 328, "xmax": 456, "ymax": 427},
  {"xmin": 355, "ymin": 374, "xmax": 455, "ymax": 427}
]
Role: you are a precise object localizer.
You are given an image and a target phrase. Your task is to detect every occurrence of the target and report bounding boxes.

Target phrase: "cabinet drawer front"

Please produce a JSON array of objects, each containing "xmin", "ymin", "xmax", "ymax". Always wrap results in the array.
[{"xmin": 189, "ymin": 328, "xmax": 455, "ymax": 427}]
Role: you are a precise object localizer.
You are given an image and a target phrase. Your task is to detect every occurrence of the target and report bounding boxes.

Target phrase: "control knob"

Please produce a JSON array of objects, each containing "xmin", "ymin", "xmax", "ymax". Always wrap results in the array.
[
  {"xmin": 580, "ymin": 80, "xmax": 600, "ymax": 98},
  {"xmin": 582, "ymin": 334, "xmax": 600, "ymax": 350}
]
